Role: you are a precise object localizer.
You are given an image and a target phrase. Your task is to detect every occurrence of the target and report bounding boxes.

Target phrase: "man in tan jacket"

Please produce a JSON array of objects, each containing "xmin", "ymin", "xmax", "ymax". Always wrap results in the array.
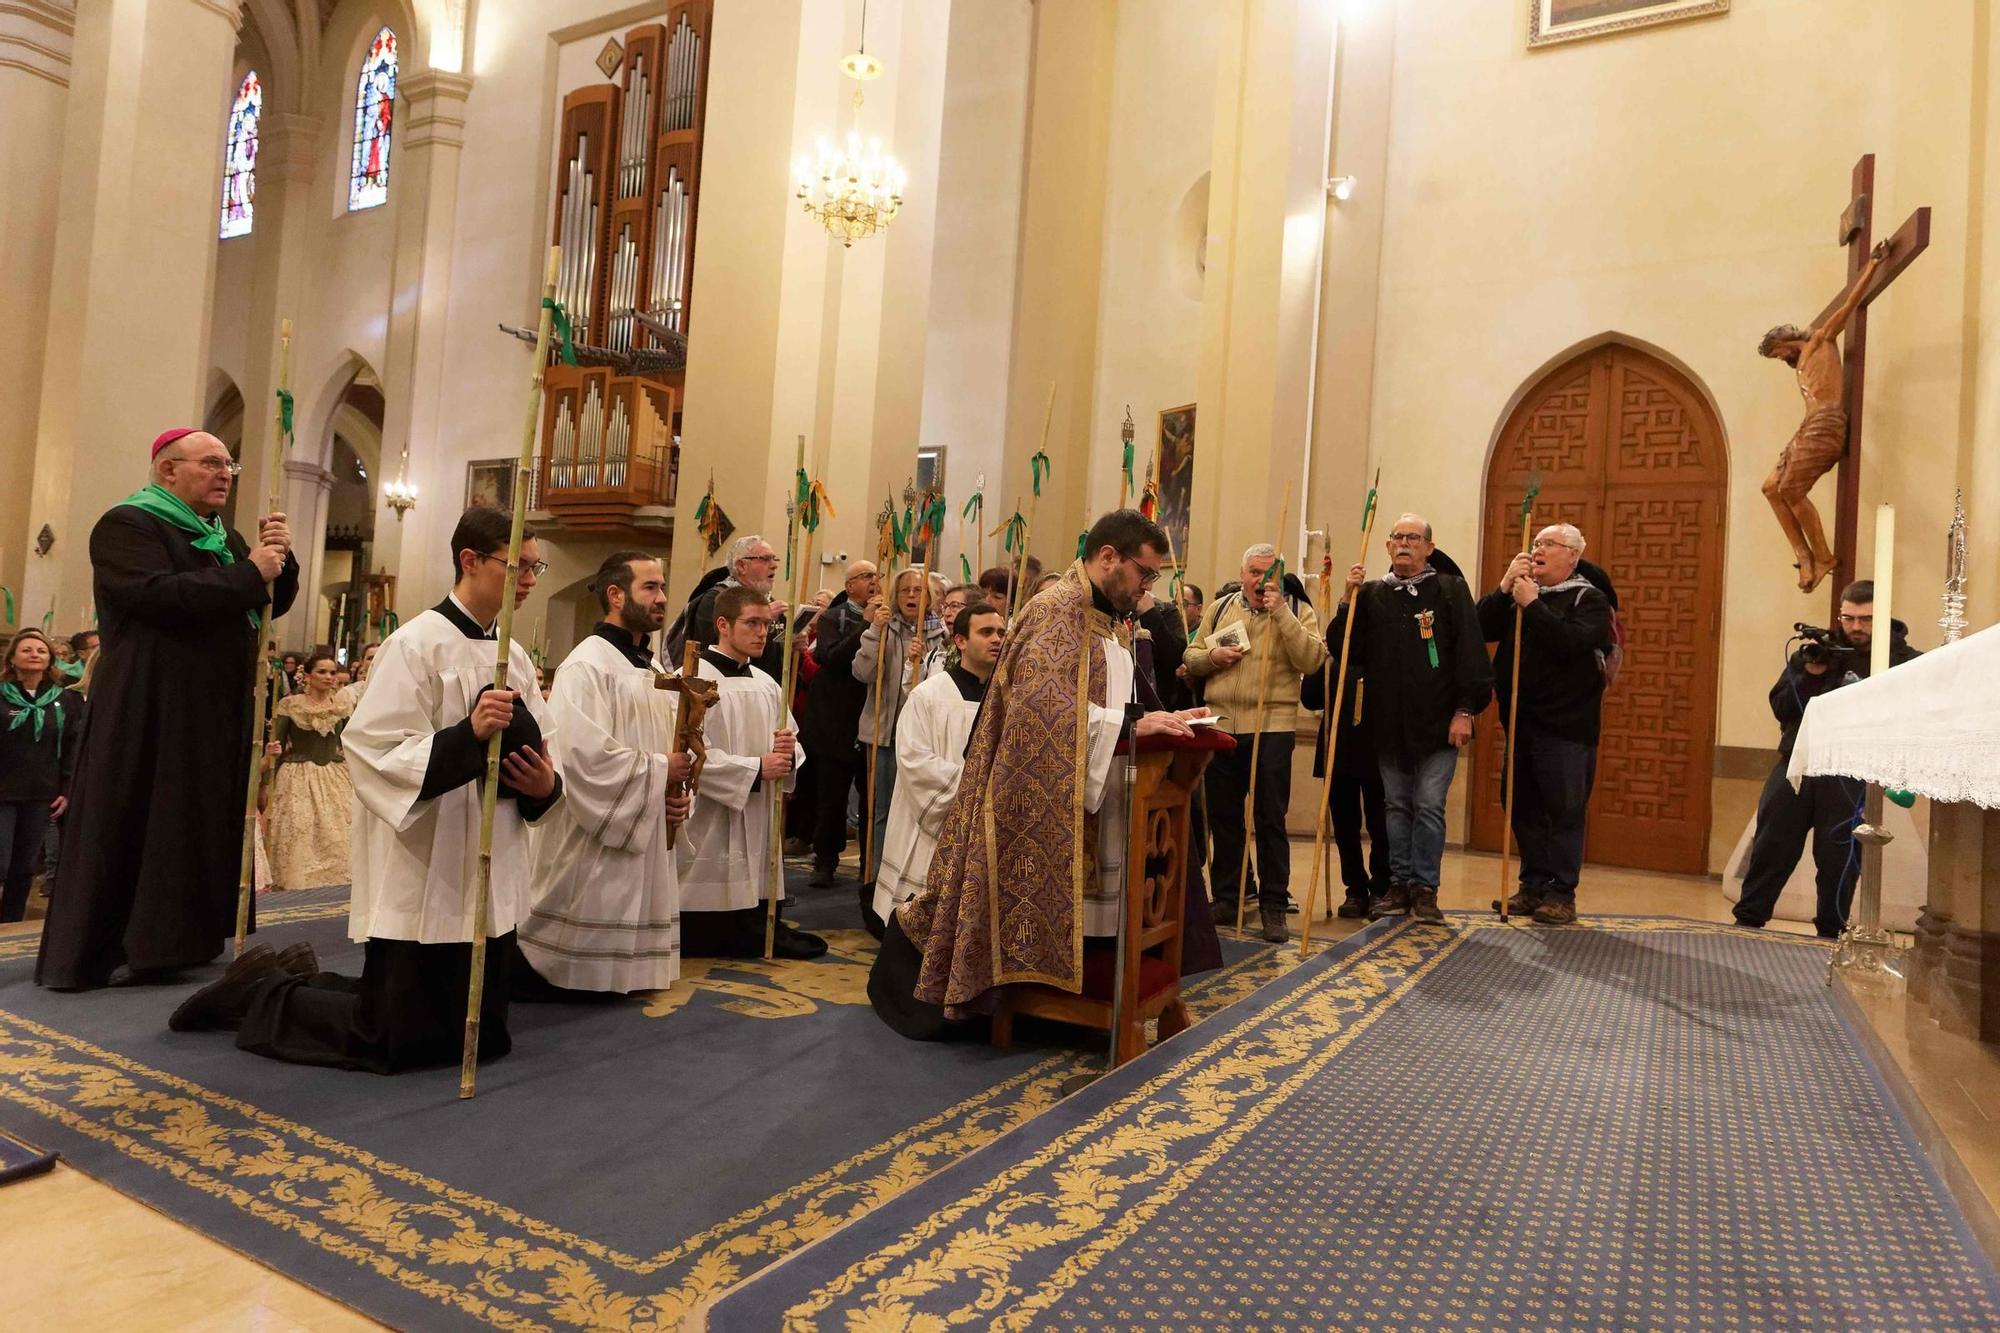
[{"xmin": 1185, "ymin": 543, "xmax": 1326, "ymax": 941}]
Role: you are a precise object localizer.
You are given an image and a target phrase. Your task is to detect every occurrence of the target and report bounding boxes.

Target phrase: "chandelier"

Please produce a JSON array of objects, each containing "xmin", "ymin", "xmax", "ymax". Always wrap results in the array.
[
  {"xmin": 794, "ymin": 2, "xmax": 907, "ymax": 246},
  {"xmin": 384, "ymin": 442, "xmax": 418, "ymax": 520}
]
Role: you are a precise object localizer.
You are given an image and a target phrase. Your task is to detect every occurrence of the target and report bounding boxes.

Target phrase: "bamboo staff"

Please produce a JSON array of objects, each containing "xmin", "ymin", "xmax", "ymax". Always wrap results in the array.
[
  {"xmin": 1494, "ymin": 478, "xmax": 1541, "ymax": 925},
  {"xmin": 1232, "ymin": 483, "xmax": 1294, "ymax": 940},
  {"xmin": 766, "ymin": 435, "xmax": 807, "ymax": 959},
  {"xmin": 233, "ymin": 318, "xmax": 295, "ymax": 957},
  {"xmin": 862, "ymin": 496, "xmax": 898, "ymax": 889},
  {"xmin": 1299, "ymin": 471, "xmax": 1381, "ymax": 955},
  {"xmin": 1118, "ymin": 405, "xmax": 1136, "ymax": 511},
  {"xmin": 461, "ymin": 246, "xmax": 561, "ymax": 1100},
  {"xmin": 907, "ymin": 491, "xmax": 947, "ymax": 690},
  {"xmin": 1011, "ymin": 384, "xmax": 1056, "ymax": 622}
]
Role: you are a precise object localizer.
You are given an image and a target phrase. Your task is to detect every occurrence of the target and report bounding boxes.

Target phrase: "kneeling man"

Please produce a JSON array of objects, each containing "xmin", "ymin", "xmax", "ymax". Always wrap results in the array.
[
  {"xmin": 173, "ymin": 508, "xmax": 563, "ymax": 1072},
  {"xmin": 869, "ymin": 605, "xmax": 1005, "ymax": 935},
  {"xmin": 517, "ymin": 551, "xmax": 692, "ymax": 993}
]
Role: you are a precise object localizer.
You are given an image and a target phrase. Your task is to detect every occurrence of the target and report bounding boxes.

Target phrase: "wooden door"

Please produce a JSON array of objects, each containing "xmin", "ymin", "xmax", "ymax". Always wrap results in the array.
[{"xmin": 1468, "ymin": 345, "xmax": 1728, "ymax": 875}]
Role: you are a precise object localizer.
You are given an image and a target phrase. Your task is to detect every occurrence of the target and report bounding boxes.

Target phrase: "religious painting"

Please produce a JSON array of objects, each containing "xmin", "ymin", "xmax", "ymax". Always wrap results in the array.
[
  {"xmin": 1529, "ymin": 0, "xmax": 1727, "ymax": 48},
  {"xmin": 465, "ymin": 460, "xmax": 515, "ymax": 512},
  {"xmin": 1156, "ymin": 404, "xmax": 1195, "ymax": 563}
]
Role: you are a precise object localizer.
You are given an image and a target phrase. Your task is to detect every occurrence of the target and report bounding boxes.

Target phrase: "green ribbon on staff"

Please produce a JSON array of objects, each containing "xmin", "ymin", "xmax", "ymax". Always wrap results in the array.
[
  {"xmin": 375, "ymin": 609, "xmax": 400, "ymax": 639},
  {"xmin": 1075, "ymin": 530, "xmax": 1089, "ymax": 561},
  {"xmin": 998, "ymin": 511, "xmax": 1027, "ymax": 555},
  {"xmin": 1030, "ymin": 450, "xmax": 1050, "ymax": 498},
  {"xmin": 962, "ymin": 491, "xmax": 983, "ymax": 523},
  {"xmin": 277, "ymin": 388, "xmax": 295, "ymax": 445},
  {"xmin": 802, "ymin": 478, "xmax": 834, "ymax": 532},
  {"xmin": 960, "ymin": 554, "xmax": 973, "ymax": 583},
  {"xmin": 1519, "ymin": 476, "xmax": 1542, "ymax": 534},
  {"xmin": 541, "ymin": 298, "xmax": 580, "ymax": 366},
  {"xmin": 1259, "ymin": 556, "xmax": 1286, "ymax": 590},
  {"xmin": 1168, "ymin": 566, "xmax": 1183, "ymax": 601},
  {"xmin": 1361, "ymin": 480, "xmax": 1378, "ymax": 532},
  {"xmin": 1121, "ymin": 439, "xmax": 1134, "ymax": 496},
  {"xmin": 0, "ymin": 585, "xmax": 13, "ymax": 627}
]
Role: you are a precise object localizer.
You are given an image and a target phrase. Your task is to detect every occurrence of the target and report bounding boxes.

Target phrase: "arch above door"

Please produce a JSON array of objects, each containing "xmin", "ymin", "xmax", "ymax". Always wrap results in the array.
[{"xmin": 1468, "ymin": 339, "xmax": 1730, "ymax": 876}]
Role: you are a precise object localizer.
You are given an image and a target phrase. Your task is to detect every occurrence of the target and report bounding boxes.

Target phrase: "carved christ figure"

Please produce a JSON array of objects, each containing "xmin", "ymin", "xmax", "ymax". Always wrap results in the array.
[{"xmin": 1757, "ymin": 240, "xmax": 1888, "ymax": 592}]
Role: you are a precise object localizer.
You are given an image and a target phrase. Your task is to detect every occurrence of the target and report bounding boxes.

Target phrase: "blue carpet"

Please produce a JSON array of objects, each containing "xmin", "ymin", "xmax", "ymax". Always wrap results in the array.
[
  {"xmin": 706, "ymin": 916, "xmax": 2000, "ymax": 1331},
  {"xmin": 0, "ymin": 874, "xmax": 1296, "ymax": 1329}
]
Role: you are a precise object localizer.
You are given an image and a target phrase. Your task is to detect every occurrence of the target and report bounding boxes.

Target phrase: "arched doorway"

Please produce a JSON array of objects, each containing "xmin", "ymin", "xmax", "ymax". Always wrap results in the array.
[{"xmin": 1467, "ymin": 341, "xmax": 1728, "ymax": 876}]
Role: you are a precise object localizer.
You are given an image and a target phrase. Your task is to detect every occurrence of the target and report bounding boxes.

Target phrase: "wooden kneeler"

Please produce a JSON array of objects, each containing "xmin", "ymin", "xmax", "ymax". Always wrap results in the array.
[{"xmin": 992, "ymin": 734, "xmax": 1227, "ymax": 1067}]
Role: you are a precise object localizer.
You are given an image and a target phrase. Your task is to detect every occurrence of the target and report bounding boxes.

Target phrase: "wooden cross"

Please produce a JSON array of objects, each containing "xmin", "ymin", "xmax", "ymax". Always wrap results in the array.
[
  {"xmin": 1822, "ymin": 154, "xmax": 1930, "ymax": 620},
  {"xmin": 656, "ymin": 641, "xmax": 718, "ymax": 850}
]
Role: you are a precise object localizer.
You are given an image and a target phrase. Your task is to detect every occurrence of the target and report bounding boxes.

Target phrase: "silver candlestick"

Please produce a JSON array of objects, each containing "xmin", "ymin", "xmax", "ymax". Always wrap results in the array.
[{"xmin": 1940, "ymin": 489, "xmax": 1967, "ymax": 644}]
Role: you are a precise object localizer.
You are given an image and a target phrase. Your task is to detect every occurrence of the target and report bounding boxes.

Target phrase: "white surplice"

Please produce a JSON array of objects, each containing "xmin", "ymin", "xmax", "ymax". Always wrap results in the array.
[
  {"xmin": 345, "ymin": 607, "xmax": 558, "ymax": 944},
  {"xmin": 1081, "ymin": 636, "xmax": 1134, "ymax": 938},
  {"xmin": 518, "ymin": 633, "xmax": 681, "ymax": 991},
  {"xmin": 674, "ymin": 655, "xmax": 802, "ymax": 911},
  {"xmin": 873, "ymin": 669, "xmax": 984, "ymax": 922}
]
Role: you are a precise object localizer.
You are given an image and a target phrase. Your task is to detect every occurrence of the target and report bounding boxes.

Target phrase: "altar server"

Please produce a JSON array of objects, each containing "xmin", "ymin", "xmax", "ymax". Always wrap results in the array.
[
  {"xmin": 869, "ymin": 604, "xmax": 1005, "ymax": 933},
  {"xmin": 677, "ymin": 585, "xmax": 826, "ymax": 960},
  {"xmin": 517, "ymin": 552, "xmax": 692, "ymax": 993},
  {"xmin": 170, "ymin": 508, "xmax": 562, "ymax": 1073}
]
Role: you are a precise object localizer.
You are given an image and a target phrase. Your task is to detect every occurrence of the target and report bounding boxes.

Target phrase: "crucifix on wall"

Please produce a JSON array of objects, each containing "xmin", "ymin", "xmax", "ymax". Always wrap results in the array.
[{"xmin": 1757, "ymin": 154, "xmax": 1929, "ymax": 608}]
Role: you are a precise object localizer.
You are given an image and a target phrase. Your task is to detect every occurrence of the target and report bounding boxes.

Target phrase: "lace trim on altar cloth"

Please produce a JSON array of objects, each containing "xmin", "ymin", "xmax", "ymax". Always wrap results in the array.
[{"xmin": 1791, "ymin": 732, "xmax": 2000, "ymax": 809}]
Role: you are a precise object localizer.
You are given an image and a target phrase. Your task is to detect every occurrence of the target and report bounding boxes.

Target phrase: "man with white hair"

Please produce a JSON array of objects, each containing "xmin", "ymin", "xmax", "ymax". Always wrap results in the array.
[
  {"xmin": 686, "ymin": 534, "xmax": 795, "ymax": 678},
  {"xmin": 1185, "ymin": 541, "xmax": 1327, "ymax": 942},
  {"xmin": 37, "ymin": 428, "xmax": 299, "ymax": 990},
  {"xmin": 1477, "ymin": 522, "xmax": 1613, "ymax": 925}
]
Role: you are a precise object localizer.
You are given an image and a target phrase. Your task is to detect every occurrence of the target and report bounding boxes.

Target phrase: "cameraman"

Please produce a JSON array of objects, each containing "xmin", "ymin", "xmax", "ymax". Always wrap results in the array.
[{"xmin": 1735, "ymin": 580, "xmax": 1917, "ymax": 938}]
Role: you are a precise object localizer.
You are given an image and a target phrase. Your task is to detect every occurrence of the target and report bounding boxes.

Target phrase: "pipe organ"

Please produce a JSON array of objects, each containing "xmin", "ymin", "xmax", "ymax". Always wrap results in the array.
[{"xmin": 540, "ymin": 2, "xmax": 712, "ymax": 535}]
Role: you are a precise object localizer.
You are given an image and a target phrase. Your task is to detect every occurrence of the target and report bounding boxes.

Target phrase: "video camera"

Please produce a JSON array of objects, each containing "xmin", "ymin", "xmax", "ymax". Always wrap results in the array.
[{"xmin": 1792, "ymin": 623, "xmax": 1858, "ymax": 669}]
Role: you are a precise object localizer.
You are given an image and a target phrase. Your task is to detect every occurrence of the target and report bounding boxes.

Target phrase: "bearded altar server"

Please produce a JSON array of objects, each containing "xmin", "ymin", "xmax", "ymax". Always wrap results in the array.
[
  {"xmin": 871, "ymin": 510, "xmax": 1210, "ymax": 1038},
  {"xmin": 516, "ymin": 552, "xmax": 692, "ymax": 993},
  {"xmin": 677, "ymin": 585, "xmax": 826, "ymax": 961},
  {"xmin": 170, "ymin": 508, "xmax": 562, "ymax": 1073},
  {"xmin": 868, "ymin": 604, "xmax": 1007, "ymax": 935},
  {"xmin": 37, "ymin": 428, "xmax": 298, "ymax": 991}
]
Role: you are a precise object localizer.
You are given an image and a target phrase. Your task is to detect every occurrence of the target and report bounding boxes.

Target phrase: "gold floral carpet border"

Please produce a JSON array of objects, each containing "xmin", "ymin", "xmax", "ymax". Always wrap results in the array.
[{"xmin": 0, "ymin": 914, "xmax": 1328, "ymax": 1331}]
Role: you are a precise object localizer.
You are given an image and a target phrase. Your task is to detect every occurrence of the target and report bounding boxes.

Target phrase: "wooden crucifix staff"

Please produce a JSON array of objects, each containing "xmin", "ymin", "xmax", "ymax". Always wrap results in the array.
[
  {"xmin": 862, "ymin": 495, "xmax": 899, "ymax": 891},
  {"xmin": 1232, "ymin": 482, "xmax": 1293, "ymax": 941},
  {"xmin": 656, "ymin": 641, "xmax": 717, "ymax": 854},
  {"xmin": 765, "ymin": 436, "xmax": 808, "ymax": 959},
  {"xmin": 461, "ymin": 245, "xmax": 561, "ymax": 1100},
  {"xmin": 234, "ymin": 317, "xmax": 294, "ymax": 957},
  {"xmin": 1299, "ymin": 472, "xmax": 1380, "ymax": 954},
  {"xmin": 1493, "ymin": 477, "xmax": 1540, "ymax": 926}
]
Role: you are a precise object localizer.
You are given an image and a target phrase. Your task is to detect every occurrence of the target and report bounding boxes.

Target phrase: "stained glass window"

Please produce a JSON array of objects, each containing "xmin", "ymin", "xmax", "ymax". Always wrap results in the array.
[
  {"xmin": 349, "ymin": 27, "xmax": 398, "ymax": 212},
  {"xmin": 218, "ymin": 71, "xmax": 260, "ymax": 239}
]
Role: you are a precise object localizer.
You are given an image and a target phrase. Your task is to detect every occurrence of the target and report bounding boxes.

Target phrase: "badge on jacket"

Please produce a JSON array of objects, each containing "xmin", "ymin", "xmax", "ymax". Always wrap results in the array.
[{"xmin": 1415, "ymin": 609, "xmax": 1439, "ymax": 668}]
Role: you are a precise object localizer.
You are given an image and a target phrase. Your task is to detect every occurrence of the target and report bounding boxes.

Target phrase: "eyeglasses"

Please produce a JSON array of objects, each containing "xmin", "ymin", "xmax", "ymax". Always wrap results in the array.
[
  {"xmin": 1127, "ymin": 556, "xmax": 1163, "ymax": 587},
  {"xmin": 1531, "ymin": 538, "xmax": 1579, "ymax": 552},
  {"xmin": 475, "ymin": 552, "xmax": 550, "ymax": 578},
  {"xmin": 1387, "ymin": 532, "xmax": 1429, "ymax": 545},
  {"xmin": 173, "ymin": 455, "xmax": 242, "ymax": 476},
  {"xmin": 740, "ymin": 553, "xmax": 779, "ymax": 565}
]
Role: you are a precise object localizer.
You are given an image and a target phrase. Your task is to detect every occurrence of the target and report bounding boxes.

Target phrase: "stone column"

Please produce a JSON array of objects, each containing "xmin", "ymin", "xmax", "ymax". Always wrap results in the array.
[
  {"xmin": 0, "ymin": 0, "xmax": 76, "ymax": 613},
  {"xmin": 280, "ymin": 458, "xmax": 334, "ymax": 650},
  {"xmin": 374, "ymin": 69, "xmax": 473, "ymax": 613},
  {"xmin": 233, "ymin": 112, "xmax": 323, "ymax": 534},
  {"xmin": 24, "ymin": 0, "xmax": 244, "ymax": 627}
]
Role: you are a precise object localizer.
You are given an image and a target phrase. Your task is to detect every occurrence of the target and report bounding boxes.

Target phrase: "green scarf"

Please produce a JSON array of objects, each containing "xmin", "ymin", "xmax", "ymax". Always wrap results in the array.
[
  {"xmin": 119, "ymin": 484, "xmax": 235, "ymax": 564},
  {"xmin": 1, "ymin": 681, "xmax": 65, "ymax": 754}
]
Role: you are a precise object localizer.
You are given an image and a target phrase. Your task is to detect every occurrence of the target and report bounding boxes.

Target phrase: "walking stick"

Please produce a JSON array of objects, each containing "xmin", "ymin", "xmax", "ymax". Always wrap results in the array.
[
  {"xmin": 1494, "ymin": 478, "xmax": 1541, "ymax": 925},
  {"xmin": 1012, "ymin": 384, "xmax": 1056, "ymax": 622},
  {"xmin": 765, "ymin": 437, "xmax": 807, "ymax": 958},
  {"xmin": 461, "ymin": 246, "xmax": 561, "ymax": 1100},
  {"xmin": 1233, "ymin": 483, "xmax": 1293, "ymax": 940},
  {"xmin": 234, "ymin": 318, "xmax": 295, "ymax": 956},
  {"xmin": 1300, "ymin": 472, "xmax": 1381, "ymax": 955},
  {"xmin": 862, "ymin": 498, "xmax": 897, "ymax": 888}
]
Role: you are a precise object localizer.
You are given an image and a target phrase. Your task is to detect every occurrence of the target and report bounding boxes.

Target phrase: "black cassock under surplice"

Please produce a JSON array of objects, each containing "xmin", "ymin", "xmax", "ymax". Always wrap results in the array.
[{"xmin": 36, "ymin": 506, "xmax": 298, "ymax": 990}]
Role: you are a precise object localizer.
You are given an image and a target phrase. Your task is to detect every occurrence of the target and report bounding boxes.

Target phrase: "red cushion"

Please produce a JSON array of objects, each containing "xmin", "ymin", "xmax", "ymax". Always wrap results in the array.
[{"xmin": 1079, "ymin": 943, "xmax": 1178, "ymax": 1003}]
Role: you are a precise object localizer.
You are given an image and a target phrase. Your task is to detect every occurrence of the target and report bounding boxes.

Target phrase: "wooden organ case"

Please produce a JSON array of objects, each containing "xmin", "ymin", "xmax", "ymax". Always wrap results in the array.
[{"xmin": 539, "ymin": 4, "xmax": 712, "ymax": 536}]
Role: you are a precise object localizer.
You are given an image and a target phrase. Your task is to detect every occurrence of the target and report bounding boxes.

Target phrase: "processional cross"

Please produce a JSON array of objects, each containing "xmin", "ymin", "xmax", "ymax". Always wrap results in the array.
[
  {"xmin": 657, "ymin": 641, "xmax": 719, "ymax": 851},
  {"xmin": 1758, "ymin": 154, "xmax": 1928, "ymax": 612}
]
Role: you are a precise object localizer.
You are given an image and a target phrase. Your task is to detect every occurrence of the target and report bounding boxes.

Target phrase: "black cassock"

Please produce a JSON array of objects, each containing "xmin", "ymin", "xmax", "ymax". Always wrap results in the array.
[{"xmin": 35, "ymin": 506, "xmax": 298, "ymax": 989}]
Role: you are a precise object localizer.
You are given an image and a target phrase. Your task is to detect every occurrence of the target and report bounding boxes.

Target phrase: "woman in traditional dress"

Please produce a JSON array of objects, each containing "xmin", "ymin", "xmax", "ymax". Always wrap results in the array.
[
  {"xmin": 264, "ymin": 650, "xmax": 354, "ymax": 890},
  {"xmin": 0, "ymin": 630, "xmax": 83, "ymax": 922}
]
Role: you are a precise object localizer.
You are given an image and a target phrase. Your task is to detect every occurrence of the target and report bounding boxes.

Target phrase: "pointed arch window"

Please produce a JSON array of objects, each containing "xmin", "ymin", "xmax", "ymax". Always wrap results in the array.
[
  {"xmin": 349, "ymin": 27, "xmax": 398, "ymax": 211},
  {"xmin": 218, "ymin": 71, "xmax": 261, "ymax": 238}
]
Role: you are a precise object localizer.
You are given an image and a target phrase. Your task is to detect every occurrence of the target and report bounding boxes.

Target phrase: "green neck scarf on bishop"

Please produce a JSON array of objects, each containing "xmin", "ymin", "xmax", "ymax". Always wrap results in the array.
[{"xmin": 118, "ymin": 484, "xmax": 236, "ymax": 564}]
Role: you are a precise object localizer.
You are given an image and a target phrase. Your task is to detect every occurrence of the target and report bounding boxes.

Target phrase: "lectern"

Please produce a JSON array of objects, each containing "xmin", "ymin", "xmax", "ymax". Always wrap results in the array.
[{"xmin": 992, "ymin": 728, "xmax": 1232, "ymax": 1066}]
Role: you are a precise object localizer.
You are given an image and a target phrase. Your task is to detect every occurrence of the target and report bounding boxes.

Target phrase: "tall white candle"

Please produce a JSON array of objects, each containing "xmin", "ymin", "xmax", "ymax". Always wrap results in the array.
[{"xmin": 1870, "ymin": 503, "xmax": 1894, "ymax": 678}]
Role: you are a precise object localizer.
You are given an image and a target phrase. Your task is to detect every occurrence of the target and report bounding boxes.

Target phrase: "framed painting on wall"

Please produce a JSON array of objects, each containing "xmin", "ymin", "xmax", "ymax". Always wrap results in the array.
[
  {"xmin": 1156, "ymin": 404, "xmax": 1195, "ymax": 564},
  {"xmin": 465, "ymin": 459, "xmax": 514, "ymax": 511},
  {"xmin": 1528, "ymin": 0, "xmax": 1727, "ymax": 49}
]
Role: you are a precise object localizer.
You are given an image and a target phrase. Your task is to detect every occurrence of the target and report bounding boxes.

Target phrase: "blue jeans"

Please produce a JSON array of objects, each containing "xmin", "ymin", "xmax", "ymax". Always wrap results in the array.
[{"xmin": 1379, "ymin": 747, "xmax": 1458, "ymax": 891}]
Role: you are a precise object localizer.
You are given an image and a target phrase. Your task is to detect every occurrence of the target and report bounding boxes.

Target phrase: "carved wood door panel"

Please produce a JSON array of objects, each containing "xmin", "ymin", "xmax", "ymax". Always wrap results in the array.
[{"xmin": 1469, "ymin": 345, "xmax": 1727, "ymax": 876}]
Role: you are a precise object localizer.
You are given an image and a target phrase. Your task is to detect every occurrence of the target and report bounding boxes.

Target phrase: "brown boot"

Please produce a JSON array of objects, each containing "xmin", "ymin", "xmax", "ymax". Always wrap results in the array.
[
  {"xmin": 1410, "ymin": 887, "xmax": 1444, "ymax": 923},
  {"xmin": 1258, "ymin": 907, "xmax": 1290, "ymax": 944},
  {"xmin": 1368, "ymin": 884, "xmax": 1410, "ymax": 920},
  {"xmin": 1531, "ymin": 899, "xmax": 1577, "ymax": 926},
  {"xmin": 1499, "ymin": 891, "xmax": 1543, "ymax": 918}
]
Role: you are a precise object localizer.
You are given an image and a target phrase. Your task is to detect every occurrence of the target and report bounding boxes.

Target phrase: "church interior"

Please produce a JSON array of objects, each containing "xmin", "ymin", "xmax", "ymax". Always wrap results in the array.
[{"xmin": 5, "ymin": 0, "xmax": 2000, "ymax": 1326}]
